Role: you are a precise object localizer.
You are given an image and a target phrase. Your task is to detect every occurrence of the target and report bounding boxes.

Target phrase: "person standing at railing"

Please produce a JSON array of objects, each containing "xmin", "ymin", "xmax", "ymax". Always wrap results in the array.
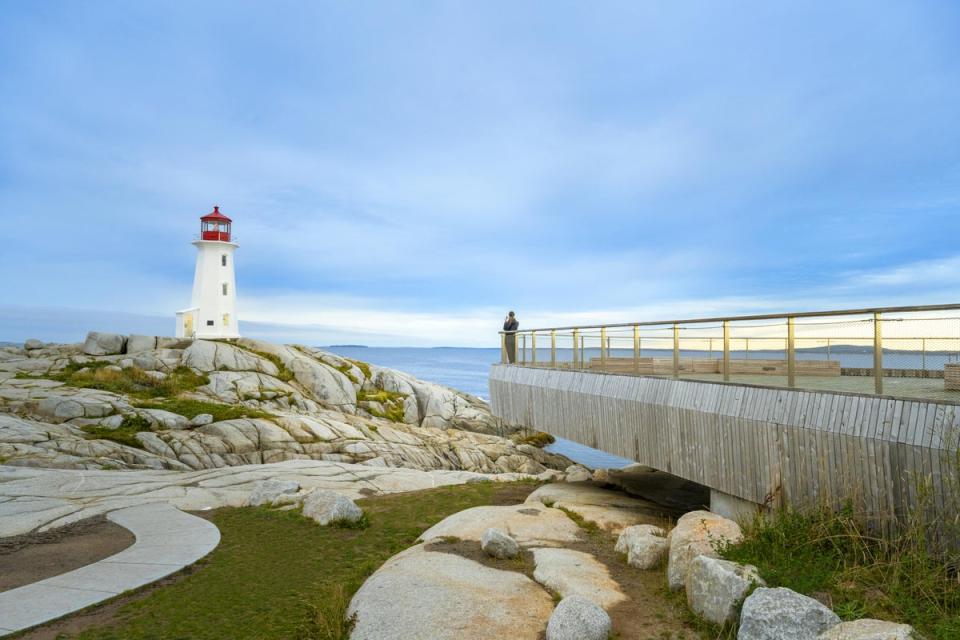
[{"xmin": 503, "ymin": 311, "xmax": 519, "ymax": 363}]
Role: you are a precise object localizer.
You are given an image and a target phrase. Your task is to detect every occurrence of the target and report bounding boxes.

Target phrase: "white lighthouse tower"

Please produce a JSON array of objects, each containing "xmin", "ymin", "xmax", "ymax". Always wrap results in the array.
[{"xmin": 175, "ymin": 206, "xmax": 240, "ymax": 339}]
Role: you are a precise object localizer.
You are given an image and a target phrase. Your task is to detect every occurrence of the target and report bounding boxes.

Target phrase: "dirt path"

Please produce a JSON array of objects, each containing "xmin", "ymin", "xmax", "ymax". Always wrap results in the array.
[
  {"xmin": 0, "ymin": 516, "xmax": 135, "ymax": 592},
  {"xmin": 427, "ymin": 518, "xmax": 703, "ymax": 639}
]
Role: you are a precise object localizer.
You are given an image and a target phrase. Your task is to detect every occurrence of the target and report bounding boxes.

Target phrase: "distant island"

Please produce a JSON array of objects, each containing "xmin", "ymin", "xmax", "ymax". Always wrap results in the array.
[{"xmin": 326, "ymin": 344, "xmax": 368, "ymax": 348}]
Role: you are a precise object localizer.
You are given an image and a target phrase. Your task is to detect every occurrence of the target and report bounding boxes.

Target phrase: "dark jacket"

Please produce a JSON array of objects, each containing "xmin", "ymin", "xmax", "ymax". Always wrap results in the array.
[{"xmin": 503, "ymin": 318, "xmax": 519, "ymax": 332}]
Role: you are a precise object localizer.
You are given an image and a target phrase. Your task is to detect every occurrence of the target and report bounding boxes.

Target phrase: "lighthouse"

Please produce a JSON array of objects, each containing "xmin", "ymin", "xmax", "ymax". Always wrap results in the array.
[{"xmin": 175, "ymin": 206, "xmax": 240, "ymax": 339}]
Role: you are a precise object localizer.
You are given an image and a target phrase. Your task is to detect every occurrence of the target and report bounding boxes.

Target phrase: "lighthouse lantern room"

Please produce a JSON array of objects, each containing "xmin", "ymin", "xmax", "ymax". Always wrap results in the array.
[{"xmin": 176, "ymin": 206, "xmax": 240, "ymax": 339}]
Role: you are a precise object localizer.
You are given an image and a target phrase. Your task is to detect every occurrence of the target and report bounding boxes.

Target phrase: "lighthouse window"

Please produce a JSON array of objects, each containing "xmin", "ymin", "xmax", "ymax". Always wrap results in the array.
[
  {"xmin": 223, "ymin": 313, "xmax": 230, "ymax": 327},
  {"xmin": 206, "ymin": 320, "xmax": 214, "ymax": 326},
  {"xmin": 222, "ymin": 283, "xmax": 229, "ymax": 296},
  {"xmin": 221, "ymin": 255, "xmax": 227, "ymax": 267}
]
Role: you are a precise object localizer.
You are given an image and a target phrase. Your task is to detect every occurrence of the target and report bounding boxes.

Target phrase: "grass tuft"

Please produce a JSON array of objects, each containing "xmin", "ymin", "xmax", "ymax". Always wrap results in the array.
[
  {"xmin": 721, "ymin": 499, "xmax": 960, "ymax": 640},
  {"xmin": 558, "ymin": 506, "xmax": 600, "ymax": 534},
  {"xmin": 81, "ymin": 414, "xmax": 151, "ymax": 449},
  {"xmin": 516, "ymin": 431, "xmax": 556, "ymax": 448},
  {"xmin": 52, "ymin": 365, "xmax": 209, "ymax": 399},
  {"xmin": 134, "ymin": 398, "xmax": 273, "ymax": 422}
]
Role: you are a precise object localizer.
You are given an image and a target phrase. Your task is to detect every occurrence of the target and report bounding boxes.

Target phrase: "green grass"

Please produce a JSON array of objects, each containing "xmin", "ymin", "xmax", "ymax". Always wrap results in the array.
[
  {"xmin": 134, "ymin": 398, "xmax": 273, "ymax": 422},
  {"xmin": 65, "ymin": 481, "xmax": 539, "ymax": 640},
  {"xmin": 51, "ymin": 365, "xmax": 209, "ymax": 399},
  {"xmin": 721, "ymin": 502, "xmax": 960, "ymax": 640},
  {"xmin": 80, "ymin": 415, "xmax": 151, "ymax": 449},
  {"xmin": 558, "ymin": 505, "xmax": 601, "ymax": 534}
]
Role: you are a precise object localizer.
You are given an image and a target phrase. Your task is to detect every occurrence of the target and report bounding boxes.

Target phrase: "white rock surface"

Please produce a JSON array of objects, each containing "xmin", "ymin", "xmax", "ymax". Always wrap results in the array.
[
  {"xmin": 545, "ymin": 595, "xmax": 611, "ymax": 640},
  {"xmin": 532, "ymin": 547, "xmax": 626, "ymax": 609},
  {"xmin": 302, "ymin": 489, "xmax": 363, "ymax": 525},
  {"xmin": 481, "ymin": 527, "xmax": 520, "ymax": 559},
  {"xmin": 0, "ymin": 460, "xmax": 536, "ymax": 537},
  {"xmin": 420, "ymin": 503, "xmax": 582, "ymax": 547},
  {"xmin": 348, "ymin": 544, "xmax": 553, "ymax": 640},
  {"xmin": 817, "ymin": 619, "xmax": 914, "ymax": 640},
  {"xmin": 667, "ymin": 510, "xmax": 743, "ymax": 591},
  {"xmin": 738, "ymin": 587, "xmax": 841, "ymax": 640},
  {"xmin": 526, "ymin": 482, "xmax": 663, "ymax": 534},
  {"xmin": 247, "ymin": 478, "xmax": 301, "ymax": 506},
  {"xmin": 686, "ymin": 555, "xmax": 764, "ymax": 625}
]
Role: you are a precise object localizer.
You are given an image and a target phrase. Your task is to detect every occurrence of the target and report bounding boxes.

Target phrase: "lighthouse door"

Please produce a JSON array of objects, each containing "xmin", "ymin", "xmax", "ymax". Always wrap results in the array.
[{"xmin": 184, "ymin": 313, "xmax": 194, "ymax": 337}]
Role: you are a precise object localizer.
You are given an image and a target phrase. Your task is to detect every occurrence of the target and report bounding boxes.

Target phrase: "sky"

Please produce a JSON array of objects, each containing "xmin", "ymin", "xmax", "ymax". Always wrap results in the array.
[{"xmin": 1, "ymin": 1, "xmax": 960, "ymax": 346}]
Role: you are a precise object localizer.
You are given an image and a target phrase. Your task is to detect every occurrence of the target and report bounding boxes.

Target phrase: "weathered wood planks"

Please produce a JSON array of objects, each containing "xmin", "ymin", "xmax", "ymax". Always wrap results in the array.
[{"xmin": 490, "ymin": 365, "xmax": 959, "ymax": 524}]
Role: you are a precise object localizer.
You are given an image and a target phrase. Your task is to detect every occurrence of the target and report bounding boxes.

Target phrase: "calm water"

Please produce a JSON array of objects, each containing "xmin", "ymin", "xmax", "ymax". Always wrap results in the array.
[{"xmin": 325, "ymin": 346, "xmax": 634, "ymax": 469}]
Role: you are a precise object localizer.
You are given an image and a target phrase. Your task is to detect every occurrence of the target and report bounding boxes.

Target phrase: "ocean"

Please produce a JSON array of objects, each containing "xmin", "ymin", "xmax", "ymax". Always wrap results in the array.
[{"xmin": 325, "ymin": 346, "xmax": 635, "ymax": 469}]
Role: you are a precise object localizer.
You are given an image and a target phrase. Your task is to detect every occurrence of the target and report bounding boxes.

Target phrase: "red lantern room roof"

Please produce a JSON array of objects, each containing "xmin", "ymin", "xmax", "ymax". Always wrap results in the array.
[{"xmin": 200, "ymin": 205, "xmax": 232, "ymax": 223}]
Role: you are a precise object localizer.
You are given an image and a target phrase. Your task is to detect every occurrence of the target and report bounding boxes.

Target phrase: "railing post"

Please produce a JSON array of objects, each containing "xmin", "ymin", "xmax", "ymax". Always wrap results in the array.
[
  {"xmin": 531, "ymin": 331, "xmax": 537, "ymax": 365},
  {"xmin": 550, "ymin": 330, "xmax": 557, "ymax": 368},
  {"xmin": 600, "ymin": 327, "xmax": 607, "ymax": 370},
  {"xmin": 633, "ymin": 325, "xmax": 640, "ymax": 375},
  {"xmin": 572, "ymin": 329, "xmax": 580, "ymax": 369},
  {"xmin": 672, "ymin": 323, "xmax": 680, "ymax": 379},
  {"xmin": 874, "ymin": 312, "xmax": 883, "ymax": 394},
  {"xmin": 580, "ymin": 334, "xmax": 585, "ymax": 367},
  {"xmin": 921, "ymin": 337, "xmax": 926, "ymax": 372},
  {"xmin": 521, "ymin": 334, "xmax": 527, "ymax": 365},
  {"xmin": 745, "ymin": 337, "xmax": 750, "ymax": 360},
  {"xmin": 500, "ymin": 332, "xmax": 507, "ymax": 364},
  {"xmin": 723, "ymin": 320, "xmax": 730, "ymax": 382},
  {"xmin": 787, "ymin": 317, "xmax": 796, "ymax": 388}
]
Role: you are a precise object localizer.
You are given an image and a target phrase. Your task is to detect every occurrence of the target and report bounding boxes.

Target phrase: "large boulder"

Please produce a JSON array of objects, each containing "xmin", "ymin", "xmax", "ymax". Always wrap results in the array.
[
  {"xmin": 82, "ymin": 331, "xmax": 127, "ymax": 356},
  {"xmin": 531, "ymin": 547, "xmax": 625, "ymax": 609},
  {"xmin": 24, "ymin": 339, "xmax": 44, "ymax": 351},
  {"xmin": 126, "ymin": 334, "xmax": 158, "ymax": 354},
  {"xmin": 247, "ymin": 479, "xmax": 301, "ymax": 507},
  {"xmin": 545, "ymin": 595, "xmax": 611, "ymax": 640},
  {"xmin": 348, "ymin": 545, "xmax": 553, "ymax": 640},
  {"xmin": 481, "ymin": 527, "xmax": 519, "ymax": 559},
  {"xmin": 615, "ymin": 524, "xmax": 668, "ymax": 570},
  {"xmin": 686, "ymin": 555, "xmax": 764, "ymax": 625},
  {"xmin": 738, "ymin": 587, "xmax": 840, "ymax": 640},
  {"xmin": 667, "ymin": 510, "xmax": 742, "ymax": 591},
  {"xmin": 302, "ymin": 489, "xmax": 363, "ymax": 525},
  {"xmin": 817, "ymin": 619, "xmax": 914, "ymax": 640},
  {"xmin": 182, "ymin": 340, "xmax": 279, "ymax": 376}
]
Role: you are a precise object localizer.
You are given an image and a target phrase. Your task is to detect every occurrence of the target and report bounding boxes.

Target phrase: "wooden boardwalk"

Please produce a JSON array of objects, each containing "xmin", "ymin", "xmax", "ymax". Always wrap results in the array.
[{"xmin": 490, "ymin": 365, "xmax": 959, "ymax": 525}]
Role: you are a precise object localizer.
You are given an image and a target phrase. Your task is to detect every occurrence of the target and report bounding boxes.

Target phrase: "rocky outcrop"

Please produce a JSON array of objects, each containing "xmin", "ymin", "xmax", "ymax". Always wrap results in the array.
[
  {"xmin": 347, "ymin": 544, "xmax": 554, "ymax": 640},
  {"xmin": 420, "ymin": 503, "xmax": 582, "ymax": 548},
  {"xmin": 667, "ymin": 510, "xmax": 743, "ymax": 591},
  {"xmin": 738, "ymin": 587, "xmax": 840, "ymax": 640},
  {"xmin": 531, "ymin": 548, "xmax": 625, "ymax": 609},
  {"xmin": 0, "ymin": 335, "xmax": 570, "ymax": 475},
  {"xmin": 525, "ymin": 482, "xmax": 664, "ymax": 534}
]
